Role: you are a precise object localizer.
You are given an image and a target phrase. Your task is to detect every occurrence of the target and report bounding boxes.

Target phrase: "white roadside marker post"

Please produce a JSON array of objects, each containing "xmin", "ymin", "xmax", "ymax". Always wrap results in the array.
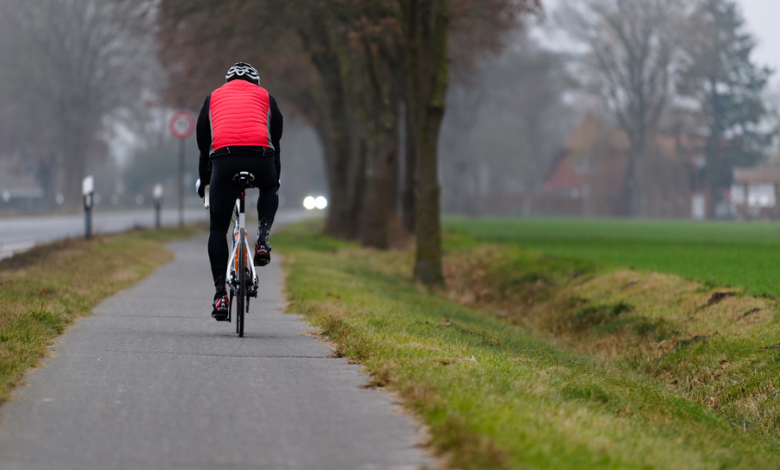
[
  {"xmin": 153, "ymin": 184, "xmax": 164, "ymax": 229},
  {"xmin": 82, "ymin": 175, "xmax": 94, "ymax": 240}
]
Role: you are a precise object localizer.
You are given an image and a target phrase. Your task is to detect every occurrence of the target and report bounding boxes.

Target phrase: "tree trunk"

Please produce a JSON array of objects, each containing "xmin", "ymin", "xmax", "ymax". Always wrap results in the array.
[
  {"xmin": 401, "ymin": 0, "xmax": 448, "ymax": 286},
  {"xmin": 37, "ymin": 162, "xmax": 54, "ymax": 209},
  {"xmin": 386, "ymin": 104, "xmax": 401, "ymax": 217},
  {"xmin": 622, "ymin": 139, "xmax": 646, "ymax": 218},
  {"xmin": 321, "ymin": 88, "xmax": 356, "ymax": 238},
  {"xmin": 297, "ymin": 15, "xmax": 358, "ymax": 239},
  {"xmin": 62, "ymin": 119, "xmax": 88, "ymax": 211},
  {"xmin": 415, "ymin": 109, "xmax": 445, "ymax": 284},
  {"xmin": 361, "ymin": 35, "xmax": 400, "ymax": 249},
  {"xmin": 632, "ymin": 144, "xmax": 646, "ymax": 217},
  {"xmin": 361, "ymin": 110, "xmax": 398, "ymax": 249},
  {"xmin": 402, "ymin": 100, "xmax": 417, "ymax": 233},
  {"xmin": 705, "ymin": 129, "xmax": 721, "ymax": 220},
  {"xmin": 63, "ymin": 156, "xmax": 86, "ymax": 210},
  {"xmin": 361, "ymin": 144, "xmax": 392, "ymax": 248}
]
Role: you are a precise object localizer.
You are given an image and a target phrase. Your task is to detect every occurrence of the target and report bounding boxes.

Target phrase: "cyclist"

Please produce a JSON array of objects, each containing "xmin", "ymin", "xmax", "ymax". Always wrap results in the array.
[{"xmin": 195, "ymin": 62, "xmax": 283, "ymax": 321}]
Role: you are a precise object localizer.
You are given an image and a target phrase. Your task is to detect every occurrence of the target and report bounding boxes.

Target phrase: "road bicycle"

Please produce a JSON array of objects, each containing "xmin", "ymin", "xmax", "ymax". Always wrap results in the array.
[{"xmin": 225, "ymin": 172, "xmax": 259, "ymax": 337}]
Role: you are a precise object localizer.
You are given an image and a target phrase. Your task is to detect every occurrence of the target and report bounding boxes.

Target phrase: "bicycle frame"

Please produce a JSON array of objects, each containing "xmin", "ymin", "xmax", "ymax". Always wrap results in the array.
[{"xmin": 227, "ymin": 192, "xmax": 259, "ymax": 299}]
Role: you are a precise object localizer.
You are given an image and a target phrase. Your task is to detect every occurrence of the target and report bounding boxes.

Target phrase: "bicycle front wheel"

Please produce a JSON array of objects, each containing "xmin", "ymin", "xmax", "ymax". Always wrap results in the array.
[{"xmin": 237, "ymin": 228, "xmax": 246, "ymax": 337}]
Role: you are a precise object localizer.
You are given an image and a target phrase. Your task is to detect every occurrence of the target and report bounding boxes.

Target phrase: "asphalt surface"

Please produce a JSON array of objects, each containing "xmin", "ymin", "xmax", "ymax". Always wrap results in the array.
[
  {"xmin": 0, "ymin": 231, "xmax": 431, "ymax": 469},
  {"xmin": 0, "ymin": 208, "xmax": 211, "ymax": 258}
]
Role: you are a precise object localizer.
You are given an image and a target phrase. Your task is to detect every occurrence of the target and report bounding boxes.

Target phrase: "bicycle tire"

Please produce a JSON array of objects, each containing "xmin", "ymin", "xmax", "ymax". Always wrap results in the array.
[
  {"xmin": 228, "ymin": 291, "xmax": 234, "ymax": 323},
  {"xmin": 237, "ymin": 228, "xmax": 246, "ymax": 337}
]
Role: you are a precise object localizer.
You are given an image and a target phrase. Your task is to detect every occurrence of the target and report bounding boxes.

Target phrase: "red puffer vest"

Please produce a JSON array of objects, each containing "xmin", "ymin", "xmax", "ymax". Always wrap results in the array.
[{"xmin": 209, "ymin": 79, "xmax": 273, "ymax": 152}]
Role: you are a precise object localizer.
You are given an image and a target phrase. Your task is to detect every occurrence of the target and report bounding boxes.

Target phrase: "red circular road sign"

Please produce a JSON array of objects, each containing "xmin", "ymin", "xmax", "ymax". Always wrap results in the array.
[{"xmin": 169, "ymin": 110, "xmax": 196, "ymax": 139}]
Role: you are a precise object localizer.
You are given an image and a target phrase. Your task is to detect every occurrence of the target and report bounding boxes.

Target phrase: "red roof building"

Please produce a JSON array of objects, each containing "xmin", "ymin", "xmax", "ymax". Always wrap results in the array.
[{"xmin": 541, "ymin": 117, "xmax": 694, "ymax": 218}]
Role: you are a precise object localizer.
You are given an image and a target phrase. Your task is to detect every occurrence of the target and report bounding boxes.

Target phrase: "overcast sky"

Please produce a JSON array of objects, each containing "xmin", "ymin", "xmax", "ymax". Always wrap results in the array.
[
  {"xmin": 739, "ymin": 0, "xmax": 780, "ymax": 84},
  {"xmin": 540, "ymin": 0, "xmax": 780, "ymax": 87}
]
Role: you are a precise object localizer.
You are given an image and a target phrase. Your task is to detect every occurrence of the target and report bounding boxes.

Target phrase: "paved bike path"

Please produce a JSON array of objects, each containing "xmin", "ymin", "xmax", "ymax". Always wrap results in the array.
[{"xmin": 0, "ymin": 234, "xmax": 431, "ymax": 470}]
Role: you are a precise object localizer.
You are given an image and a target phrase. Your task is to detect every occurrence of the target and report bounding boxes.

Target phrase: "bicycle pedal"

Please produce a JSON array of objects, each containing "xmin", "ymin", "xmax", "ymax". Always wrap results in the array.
[{"xmin": 212, "ymin": 312, "xmax": 229, "ymax": 322}]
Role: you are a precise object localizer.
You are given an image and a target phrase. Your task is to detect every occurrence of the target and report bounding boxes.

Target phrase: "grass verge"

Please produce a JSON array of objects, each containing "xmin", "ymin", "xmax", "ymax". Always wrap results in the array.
[
  {"xmin": 278, "ymin": 220, "xmax": 780, "ymax": 469},
  {"xmin": 0, "ymin": 226, "xmax": 203, "ymax": 404}
]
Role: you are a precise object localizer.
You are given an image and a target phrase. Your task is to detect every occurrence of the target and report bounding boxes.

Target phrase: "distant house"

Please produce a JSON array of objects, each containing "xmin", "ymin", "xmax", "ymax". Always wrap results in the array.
[
  {"xmin": 730, "ymin": 167, "xmax": 780, "ymax": 219},
  {"xmin": 542, "ymin": 117, "xmax": 696, "ymax": 218},
  {"xmin": 542, "ymin": 117, "xmax": 627, "ymax": 216}
]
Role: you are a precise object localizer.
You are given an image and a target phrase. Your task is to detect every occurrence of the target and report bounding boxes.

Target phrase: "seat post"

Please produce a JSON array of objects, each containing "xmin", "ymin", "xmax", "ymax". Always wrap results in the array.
[
  {"xmin": 233, "ymin": 172, "xmax": 254, "ymax": 231},
  {"xmin": 238, "ymin": 188, "xmax": 246, "ymax": 228}
]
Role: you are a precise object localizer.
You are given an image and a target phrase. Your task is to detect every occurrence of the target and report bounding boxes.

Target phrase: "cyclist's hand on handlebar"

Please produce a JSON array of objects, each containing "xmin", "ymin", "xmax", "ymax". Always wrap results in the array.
[{"xmin": 196, "ymin": 178, "xmax": 205, "ymax": 199}]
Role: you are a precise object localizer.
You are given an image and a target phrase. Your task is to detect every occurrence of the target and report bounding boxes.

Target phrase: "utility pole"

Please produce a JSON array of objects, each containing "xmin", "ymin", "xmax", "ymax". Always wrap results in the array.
[{"xmin": 178, "ymin": 139, "xmax": 184, "ymax": 228}]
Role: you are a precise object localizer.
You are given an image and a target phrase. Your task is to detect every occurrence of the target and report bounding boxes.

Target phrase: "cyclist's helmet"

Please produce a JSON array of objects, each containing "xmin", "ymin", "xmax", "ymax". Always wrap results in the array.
[{"xmin": 226, "ymin": 62, "xmax": 259, "ymax": 85}]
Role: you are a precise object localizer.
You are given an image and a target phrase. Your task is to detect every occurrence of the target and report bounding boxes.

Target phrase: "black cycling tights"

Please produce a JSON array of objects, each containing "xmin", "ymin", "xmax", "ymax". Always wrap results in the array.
[{"xmin": 208, "ymin": 155, "xmax": 278, "ymax": 282}]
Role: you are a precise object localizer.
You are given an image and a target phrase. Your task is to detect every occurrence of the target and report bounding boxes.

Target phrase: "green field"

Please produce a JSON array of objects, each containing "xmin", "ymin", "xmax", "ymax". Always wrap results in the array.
[{"xmin": 446, "ymin": 217, "xmax": 780, "ymax": 297}]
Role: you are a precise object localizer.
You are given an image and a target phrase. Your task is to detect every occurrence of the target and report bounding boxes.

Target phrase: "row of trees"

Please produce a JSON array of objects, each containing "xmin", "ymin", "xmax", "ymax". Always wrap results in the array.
[
  {"xmin": 0, "ymin": 0, "xmax": 159, "ymax": 208},
  {"xmin": 558, "ymin": 0, "xmax": 772, "ymax": 217},
  {"xmin": 0, "ymin": 0, "xmax": 541, "ymax": 285},
  {"xmin": 158, "ymin": 0, "xmax": 541, "ymax": 285}
]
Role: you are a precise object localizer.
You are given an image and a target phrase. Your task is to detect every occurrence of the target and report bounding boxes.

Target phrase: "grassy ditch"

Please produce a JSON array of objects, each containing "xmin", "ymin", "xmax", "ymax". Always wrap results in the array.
[
  {"xmin": 445, "ymin": 217, "xmax": 780, "ymax": 298},
  {"xmin": 278, "ymin": 221, "xmax": 780, "ymax": 470},
  {"xmin": 442, "ymin": 241, "xmax": 780, "ymax": 438},
  {"xmin": 0, "ymin": 227, "xmax": 203, "ymax": 404}
]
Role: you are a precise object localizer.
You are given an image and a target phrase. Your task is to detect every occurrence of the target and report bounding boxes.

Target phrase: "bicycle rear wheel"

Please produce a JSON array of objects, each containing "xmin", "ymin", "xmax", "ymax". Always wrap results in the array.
[{"xmin": 237, "ymin": 228, "xmax": 246, "ymax": 337}]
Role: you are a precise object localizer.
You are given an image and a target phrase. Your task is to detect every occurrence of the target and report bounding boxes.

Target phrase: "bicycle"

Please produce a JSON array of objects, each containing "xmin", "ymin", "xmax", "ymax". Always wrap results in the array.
[{"xmin": 224, "ymin": 172, "xmax": 259, "ymax": 337}]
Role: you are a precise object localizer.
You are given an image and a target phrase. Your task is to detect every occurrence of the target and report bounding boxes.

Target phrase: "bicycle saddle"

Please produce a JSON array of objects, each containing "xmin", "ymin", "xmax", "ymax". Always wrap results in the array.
[{"xmin": 232, "ymin": 172, "xmax": 256, "ymax": 185}]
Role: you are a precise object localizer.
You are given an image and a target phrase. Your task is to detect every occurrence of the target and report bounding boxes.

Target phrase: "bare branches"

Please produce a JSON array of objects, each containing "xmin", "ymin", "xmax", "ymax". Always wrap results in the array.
[
  {"xmin": 450, "ymin": 0, "xmax": 542, "ymax": 67},
  {"xmin": 556, "ymin": 0, "xmax": 686, "ymax": 216},
  {"xmin": 0, "ymin": 0, "xmax": 161, "ymax": 207}
]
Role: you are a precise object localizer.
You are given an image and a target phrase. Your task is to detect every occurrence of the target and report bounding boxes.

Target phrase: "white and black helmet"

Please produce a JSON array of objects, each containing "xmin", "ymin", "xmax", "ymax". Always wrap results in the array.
[{"xmin": 226, "ymin": 62, "xmax": 259, "ymax": 84}]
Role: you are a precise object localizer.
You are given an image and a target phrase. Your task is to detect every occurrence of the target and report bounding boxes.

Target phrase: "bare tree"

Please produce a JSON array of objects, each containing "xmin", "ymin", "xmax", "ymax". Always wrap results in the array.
[
  {"xmin": 440, "ymin": 32, "xmax": 571, "ymax": 216},
  {"xmin": 557, "ymin": 0, "xmax": 686, "ymax": 217},
  {"xmin": 0, "ymin": 0, "xmax": 159, "ymax": 208}
]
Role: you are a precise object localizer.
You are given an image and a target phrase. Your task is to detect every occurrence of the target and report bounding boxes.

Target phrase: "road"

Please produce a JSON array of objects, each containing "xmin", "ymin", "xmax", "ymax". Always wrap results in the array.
[
  {"xmin": 0, "ymin": 229, "xmax": 431, "ymax": 469},
  {"xmin": 0, "ymin": 208, "xmax": 208, "ymax": 258},
  {"xmin": 0, "ymin": 209, "xmax": 310, "ymax": 259}
]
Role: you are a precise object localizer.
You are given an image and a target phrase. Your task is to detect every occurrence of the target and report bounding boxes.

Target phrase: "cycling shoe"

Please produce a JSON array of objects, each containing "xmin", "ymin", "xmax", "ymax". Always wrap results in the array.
[
  {"xmin": 212, "ymin": 292, "xmax": 229, "ymax": 321},
  {"xmin": 254, "ymin": 244, "xmax": 271, "ymax": 267}
]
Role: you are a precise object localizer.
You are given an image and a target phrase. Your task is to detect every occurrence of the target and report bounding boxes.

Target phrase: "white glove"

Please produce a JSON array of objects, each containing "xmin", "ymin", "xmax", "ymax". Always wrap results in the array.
[{"xmin": 195, "ymin": 178, "xmax": 202, "ymax": 196}]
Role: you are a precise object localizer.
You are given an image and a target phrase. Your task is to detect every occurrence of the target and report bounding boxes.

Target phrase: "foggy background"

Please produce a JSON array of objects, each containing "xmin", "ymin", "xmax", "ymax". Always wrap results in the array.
[{"xmin": 0, "ymin": 0, "xmax": 776, "ymax": 220}]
